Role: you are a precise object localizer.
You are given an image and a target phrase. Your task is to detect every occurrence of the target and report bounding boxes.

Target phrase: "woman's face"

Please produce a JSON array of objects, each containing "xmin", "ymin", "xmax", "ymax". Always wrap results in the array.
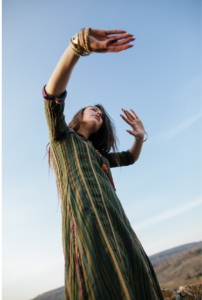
[{"xmin": 81, "ymin": 106, "xmax": 103, "ymax": 132}]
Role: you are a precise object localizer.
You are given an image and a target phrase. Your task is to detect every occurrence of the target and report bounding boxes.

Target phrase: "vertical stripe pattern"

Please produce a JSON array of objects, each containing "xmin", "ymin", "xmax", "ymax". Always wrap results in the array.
[{"xmin": 43, "ymin": 89, "xmax": 164, "ymax": 300}]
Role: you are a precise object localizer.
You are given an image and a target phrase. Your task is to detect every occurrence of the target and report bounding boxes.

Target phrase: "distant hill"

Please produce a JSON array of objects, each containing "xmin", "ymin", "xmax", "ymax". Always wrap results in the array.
[
  {"xmin": 31, "ymin": 241, "xmax": 202, "ymax": 300},
  {"xmin": 150, "ymin": 241, "xmax": 202, "ymax": 291},
  {"xmin": 31, "ymin": 287, "xmax": 64, "ymax": 300},
  {"xmin": 150, "ymin": 241, "xmax": 202, "ymax": 261}
]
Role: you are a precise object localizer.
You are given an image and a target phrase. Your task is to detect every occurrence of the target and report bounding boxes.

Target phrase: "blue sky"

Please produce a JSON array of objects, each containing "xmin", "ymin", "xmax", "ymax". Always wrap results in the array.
[{"xmin": 2, "ymin": 0, "xmax": 202, "ymax": 299}]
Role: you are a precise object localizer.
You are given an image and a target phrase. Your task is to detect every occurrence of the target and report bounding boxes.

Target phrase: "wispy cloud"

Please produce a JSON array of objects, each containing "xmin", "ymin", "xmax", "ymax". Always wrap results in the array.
[
  {"xmin": 147, "ymin": 113, "xmax": 202, "ymax": 144},
  {"xmin": 132, "ymin": 196, "xmax": 202, "ymax": 230}
]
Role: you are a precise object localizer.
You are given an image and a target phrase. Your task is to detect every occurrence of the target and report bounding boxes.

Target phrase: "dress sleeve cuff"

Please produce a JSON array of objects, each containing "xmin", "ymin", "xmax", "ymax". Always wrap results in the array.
[
  {"xmin": 127, "ymin": 149, "xmax": 135, "ymax": 164},
  {"xmin": 42, "ymin": 85, "xmax": 67, "ymax": 102}
]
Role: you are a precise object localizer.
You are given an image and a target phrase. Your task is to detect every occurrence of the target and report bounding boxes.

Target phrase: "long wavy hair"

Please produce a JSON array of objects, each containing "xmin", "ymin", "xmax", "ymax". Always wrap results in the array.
[{"xmin": 68, "ymin": 104, "xmax": 120, "ymax": 165}]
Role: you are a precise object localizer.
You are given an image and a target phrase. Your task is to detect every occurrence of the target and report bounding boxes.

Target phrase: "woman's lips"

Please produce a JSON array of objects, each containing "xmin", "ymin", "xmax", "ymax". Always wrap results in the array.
[{"xmin": 94, "ymin": 115, "xmax": 100, "ymax": 121}]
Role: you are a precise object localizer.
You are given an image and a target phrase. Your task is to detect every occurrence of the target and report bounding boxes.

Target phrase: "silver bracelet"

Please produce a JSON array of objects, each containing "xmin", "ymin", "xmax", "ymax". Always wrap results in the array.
[{"xmin": 135, "ymin": 131, "xmax": 148, "ymax": 143}]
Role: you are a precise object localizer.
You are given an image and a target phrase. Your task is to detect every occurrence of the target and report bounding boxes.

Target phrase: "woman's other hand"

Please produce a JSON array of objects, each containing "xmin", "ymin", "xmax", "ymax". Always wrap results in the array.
[
  {"xmin": 84, "ymin": 29, "xmax": 135, "ymax": 53},
  {"xmin": 120, "ymin": 109, "xmax": 145, "ymax": 140}
]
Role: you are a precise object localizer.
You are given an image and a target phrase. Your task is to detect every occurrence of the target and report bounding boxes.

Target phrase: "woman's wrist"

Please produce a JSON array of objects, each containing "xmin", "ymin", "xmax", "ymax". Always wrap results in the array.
[
  {"xmin": 136, "ymin": 135, "xmax": 144, "ymax": 141},
  {"xmin": 135, "ymin": 132, "xmax": 144, "ymax": 141},
  {"xmin": 135, "ymin": 132, "xmax": 148, "ymax": 143}
]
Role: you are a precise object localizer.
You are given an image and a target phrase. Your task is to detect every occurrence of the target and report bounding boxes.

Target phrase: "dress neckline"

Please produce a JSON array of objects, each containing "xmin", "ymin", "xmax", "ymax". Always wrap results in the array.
[
  {"xmin": 75, "ymin": 131, "xmax": 93, "ymax": 144},
  {"xmin": 76, "ymin": 132, "xmax": 88, "ymax": 141}
]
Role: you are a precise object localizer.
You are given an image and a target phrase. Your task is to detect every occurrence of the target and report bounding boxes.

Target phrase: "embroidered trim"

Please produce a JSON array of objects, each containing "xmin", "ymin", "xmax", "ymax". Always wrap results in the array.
[{"xmin": 42, "ymin": 85, "xmax": 67, "ymax": 102}]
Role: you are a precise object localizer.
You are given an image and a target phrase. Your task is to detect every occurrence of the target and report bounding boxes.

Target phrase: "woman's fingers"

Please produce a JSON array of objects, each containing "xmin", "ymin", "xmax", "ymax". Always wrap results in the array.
[
  {"xmin": 112, "ymin": 37, "xmax": 135, "ymax": 46},
  {"xmin": 89, "ymin": 31, "xmax": 134, "ymax": 52},
  {"xmin": 120, "ymin": 114, "xmax": 133, "ymax": 126},
  {"xmin": 105, "ymin": 30, "xmax": 127, "ymax": 35},
  {"xmin": 126, "ymin": 130, "xmax": 135, "ymax": 136},
  {"xmin": 130, "ymin": 109, "xmax": 139, "ymax": 119},
  {"xmin": 122, "ymin": 109, "xmax": 135, "ymax": 122},
  {"xmin": 107, "ymin": 44, "xmax": 134, "ymax": 53},
  {"xmin": 92, "ymin": 38, "xmax": 134, "ymax": 52},
  {"xmin": 107, "ymin": 33, "xmax": 133, "ymax": 41},
  {"xmin": 91, "ymin": 34, "xmax": 133, "ymax": 51},
  {"xmin": 105, "ymin": 34, "xmax": 134, "ymax": 48}
]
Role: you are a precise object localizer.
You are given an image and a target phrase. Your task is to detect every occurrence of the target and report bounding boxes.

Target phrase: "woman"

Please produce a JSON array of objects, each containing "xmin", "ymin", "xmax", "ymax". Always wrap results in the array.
[{"xmin": 43, "ymin": 28, "xmax": 164, "ymax": 300}]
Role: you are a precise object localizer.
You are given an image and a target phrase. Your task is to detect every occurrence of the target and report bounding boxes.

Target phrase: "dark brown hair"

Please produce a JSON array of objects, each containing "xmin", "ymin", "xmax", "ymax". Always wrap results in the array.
[
  {"xmin": 68, "ymin": 104, "xmax": 120, "ymax": 166},
  {"xmin": 45, "ymin": 104, "xmax": 121, "ymax": 175},
  {"xmin": 45, "ymin": 104, "xmax": 120, "ymax": 201}
]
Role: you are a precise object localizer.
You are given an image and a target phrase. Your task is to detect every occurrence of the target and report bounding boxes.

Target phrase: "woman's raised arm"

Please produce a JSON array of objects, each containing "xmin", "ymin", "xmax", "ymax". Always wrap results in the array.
[
  {"xmin": 45, "ymin": 45, "xmax": 79, "ymax": 97},
  {"xmin": 45, "ymin": 28, "xmax": 135, "ymax": 97}
]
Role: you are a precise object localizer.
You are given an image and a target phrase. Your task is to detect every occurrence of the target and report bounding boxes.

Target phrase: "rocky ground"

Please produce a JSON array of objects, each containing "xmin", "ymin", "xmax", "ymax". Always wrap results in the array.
[{"xmin": 161, "ymin": 283, "xmax": 202, "ymax": 300}]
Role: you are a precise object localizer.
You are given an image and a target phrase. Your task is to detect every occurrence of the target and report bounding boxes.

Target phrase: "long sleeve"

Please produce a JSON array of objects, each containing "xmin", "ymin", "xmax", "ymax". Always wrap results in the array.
[
  {"xmin": 42, "ymin": 85, "xmax": 70, "ymax": 142},
  {"xmin": 104, "ymin": 150, "xmax": 135, "ymax": 168}
]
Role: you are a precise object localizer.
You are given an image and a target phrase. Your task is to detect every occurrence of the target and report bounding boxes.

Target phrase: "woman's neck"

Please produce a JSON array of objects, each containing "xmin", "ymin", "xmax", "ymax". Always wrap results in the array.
[
  {"xmin": 76, "ymin": 126, "xmax": 95, "ymax": 141},
  {"xmin": 76, "ymin": 128, "xmax": 90, "ymax": 140}
]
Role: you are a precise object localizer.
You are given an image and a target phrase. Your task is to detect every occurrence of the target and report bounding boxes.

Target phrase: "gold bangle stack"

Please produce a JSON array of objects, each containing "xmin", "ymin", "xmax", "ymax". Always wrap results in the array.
[
  {"xmin": 84, "ymin": 27, "xmax": 92, "ymax": 54},
  {"xmin": 70, "ymin": 27, "xmax": 92, "ymax": 57}
]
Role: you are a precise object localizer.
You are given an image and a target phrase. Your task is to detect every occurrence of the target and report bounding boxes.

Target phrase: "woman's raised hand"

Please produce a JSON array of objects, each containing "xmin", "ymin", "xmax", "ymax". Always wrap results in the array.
[
  {"xmin": 87, "ymin": 29, "xmax": 135, "ymax": 53},
  {"xmin": 120, "ymin": 109, "xmax": 145, "ymax": 140}
]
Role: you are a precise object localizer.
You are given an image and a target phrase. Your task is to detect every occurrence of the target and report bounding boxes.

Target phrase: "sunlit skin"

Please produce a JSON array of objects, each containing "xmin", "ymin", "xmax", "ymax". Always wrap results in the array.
[
  {"xmin": 45, "ymin": 27, "xmax": 146, "ymax": 161},
  {"xmin": 120, "ymin": 108, "xmax": 145, "ymax": 140},
  {"xmin": 76, "ymin": 106, "xmax": 145, "ymax": 162},
  {"xmin": 76, "ymin": 106, "xmax": 103, "ymax": 139},
  {"xmin": 76, "ymin": 107, "xmax": 145, "ymax": 141}
]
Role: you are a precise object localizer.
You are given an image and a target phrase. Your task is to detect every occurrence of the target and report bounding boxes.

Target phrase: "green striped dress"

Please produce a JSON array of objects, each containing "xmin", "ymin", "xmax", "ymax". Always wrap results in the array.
[{"xmin": 43, "ymin": 86, "xmax": 164, "ymax": 300}]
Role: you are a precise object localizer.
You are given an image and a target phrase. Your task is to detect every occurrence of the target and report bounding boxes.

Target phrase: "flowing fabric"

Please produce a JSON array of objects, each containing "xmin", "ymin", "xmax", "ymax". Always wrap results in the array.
[{"xmin": 43, "ymin": 86, "xmax": 164, "ymax": 300}]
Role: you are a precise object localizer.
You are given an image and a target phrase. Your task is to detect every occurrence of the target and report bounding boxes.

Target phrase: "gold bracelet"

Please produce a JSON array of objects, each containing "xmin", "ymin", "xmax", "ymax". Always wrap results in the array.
[
  {"xmin": 70, "ymin": 28, "xmax": 92, "ymax": 57},
  {"xmin": 77, "ymin": 32, "xmax": 84, "ymax": 53},
  {"xmin": 135, "ymin": 132, "xmax": 148, "ymax": 143},
  {"xmin": 70, "ymin": 40, "xmax": 83, "ymax": 56},
  {"xmin": 84, "ymin": 27, "xmax": 92, "ymax": 53},
  {"xmin": 72, "ymin": 32, "xmax": 84, "ymax": 54},
  {"xmin": 70, "ymin": 39, "xmax": 89, "ymax": 56},
  {"xmin": 81, "ymin": 28, "xmax": 86, "ymax": 49},
  {"xmin": 70, "ymin": 45, "xmax": 83, "ymax": 57}
]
